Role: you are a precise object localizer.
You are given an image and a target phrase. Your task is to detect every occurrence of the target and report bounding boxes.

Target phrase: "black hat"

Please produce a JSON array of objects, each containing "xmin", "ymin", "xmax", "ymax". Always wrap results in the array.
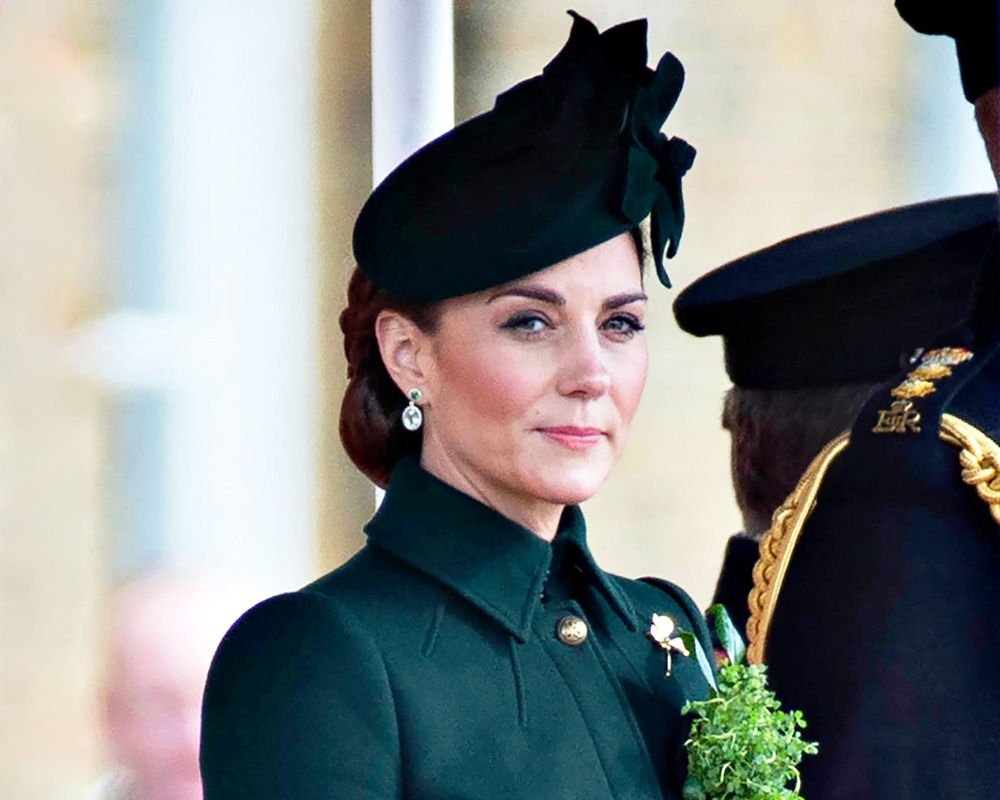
[
  {"xmin": 353, "ymin": 12, "xmax": 695, "ymax": 301},
  {"xmin": 673, "ymin": 194, "xmax": 999, "ymax": 389}
]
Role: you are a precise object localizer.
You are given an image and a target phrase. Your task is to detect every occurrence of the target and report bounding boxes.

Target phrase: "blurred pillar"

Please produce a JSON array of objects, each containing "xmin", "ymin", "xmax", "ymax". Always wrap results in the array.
[
  {"xmin": 73, "ymin": 1, "xmax": 324, "ymax": 591},
  {"xmin": 156, "ymin": 0, "xmax": 320, "ymax": 590},
  {"xmin": 372, "ymin": 0, "xmax": 455, "ymax": 182}
]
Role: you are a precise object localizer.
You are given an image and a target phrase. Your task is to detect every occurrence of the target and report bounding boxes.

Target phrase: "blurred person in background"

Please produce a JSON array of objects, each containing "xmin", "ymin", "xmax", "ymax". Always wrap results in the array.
[
  {"xmin": 96, "ymin": 572, "xmax": 256, "ymax": 800},
  {"xmin": 200, "ymin": 13, "xmax": 720, "ymax": 800}
]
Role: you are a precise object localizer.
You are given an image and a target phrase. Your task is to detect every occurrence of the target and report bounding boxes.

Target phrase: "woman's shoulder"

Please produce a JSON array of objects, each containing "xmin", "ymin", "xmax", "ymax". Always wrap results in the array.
[
  {"xmin": 218, "ymin": 588, "xmax": 358, "ymax": 641},
  {"xmin": 210, "ymin": 549, "xmax": 385, "ymax": 657},
  {"xmin": 207, "ymin": 544, "xmax": 450, "ymax": 675},
  {"xmin": 204, "ymin": 589, "xmax": 386, "ymax": 700},
  {"xmin": 201, "ymin": 574, "xmax": 404, "ymax": 799}
]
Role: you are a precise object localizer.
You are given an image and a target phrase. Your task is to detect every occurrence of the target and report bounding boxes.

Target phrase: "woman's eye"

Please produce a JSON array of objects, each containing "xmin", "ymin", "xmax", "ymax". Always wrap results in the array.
[
  {"xmin": 500, "ymin": 312, "xmax": 551, "ymax": 335},
  {"xmin": 602, "ymin": 314, "xmax": 645, "ymax": 339}
]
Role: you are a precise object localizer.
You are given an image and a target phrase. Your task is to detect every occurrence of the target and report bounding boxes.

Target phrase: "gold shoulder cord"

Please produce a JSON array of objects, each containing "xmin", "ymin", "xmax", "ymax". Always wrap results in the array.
[
  {"xmin": 745, "ymin": 415, "xmax": 1000, "ymax": 666},
  {"xmin": 940, "ymin": 414, "xmax": 1000, "ymax": 525},
  {"xmin": 745, "ymin": 432, "xmax": 850, "ymax": 666}
]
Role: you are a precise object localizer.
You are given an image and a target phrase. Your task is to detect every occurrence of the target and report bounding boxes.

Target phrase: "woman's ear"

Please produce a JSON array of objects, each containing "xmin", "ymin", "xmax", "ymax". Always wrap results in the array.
[{"xmin": 375, "ymin": 309, "xmax": 429, "ymax": 398}]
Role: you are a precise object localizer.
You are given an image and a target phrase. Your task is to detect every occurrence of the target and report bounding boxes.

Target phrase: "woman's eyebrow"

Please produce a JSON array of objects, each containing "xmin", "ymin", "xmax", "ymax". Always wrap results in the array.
[
  {"xmin": 603, "ymin": 292, "xmax": 648, "ymax": 310},
  {"xmin": 486, "ymin": 286, "xmax": 565, "ymax": 306}
]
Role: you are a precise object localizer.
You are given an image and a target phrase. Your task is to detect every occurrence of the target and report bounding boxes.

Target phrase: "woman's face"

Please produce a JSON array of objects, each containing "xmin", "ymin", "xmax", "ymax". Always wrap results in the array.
[{"xmin": 415, "ymin": 232, "xmax": 648, "ymax": 517}]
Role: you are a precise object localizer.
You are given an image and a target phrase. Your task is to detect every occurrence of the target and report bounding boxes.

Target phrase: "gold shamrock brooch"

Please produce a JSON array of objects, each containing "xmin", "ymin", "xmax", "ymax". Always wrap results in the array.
[{"xmin": 648, "ymin": 613, "xmax": 691, "ymax": 677}]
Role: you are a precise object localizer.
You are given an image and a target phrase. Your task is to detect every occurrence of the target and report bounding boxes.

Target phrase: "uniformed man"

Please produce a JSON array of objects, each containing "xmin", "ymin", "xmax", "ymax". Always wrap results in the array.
[
  {"xmin": 675, "ymin": 1, "xmax": 999, "ymax": 794},
  {"xmin": 675, "ymin": 193, "xmax": 998, "ymax": 636},
  {"xmin": 695, "ymin": 0, "xmax": 997, "ymax": 638}
]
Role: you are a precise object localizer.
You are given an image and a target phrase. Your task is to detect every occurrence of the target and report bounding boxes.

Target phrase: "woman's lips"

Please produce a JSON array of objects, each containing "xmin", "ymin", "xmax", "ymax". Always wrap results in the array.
[{"xmin": 537, "ymin": 426, "xmax": 606, "ymax": 451}]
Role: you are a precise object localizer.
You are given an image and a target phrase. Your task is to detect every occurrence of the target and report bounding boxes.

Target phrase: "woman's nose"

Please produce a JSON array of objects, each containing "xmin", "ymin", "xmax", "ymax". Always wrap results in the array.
[{"xmin": 556, "ymin": 328, "xmax": 611, "ymax": 399}]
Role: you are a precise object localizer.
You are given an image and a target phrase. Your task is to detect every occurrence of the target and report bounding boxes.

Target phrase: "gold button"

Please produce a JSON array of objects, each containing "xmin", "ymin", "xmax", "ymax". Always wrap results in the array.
[{"xmin": 556, "ymin": 615, "xmax": 588, "ymax": 646}]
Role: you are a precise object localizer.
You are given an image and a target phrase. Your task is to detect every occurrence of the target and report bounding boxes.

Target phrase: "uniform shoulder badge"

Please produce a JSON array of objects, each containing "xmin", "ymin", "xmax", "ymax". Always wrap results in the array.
[{"xmin": 873, "ymin": 347, "xmax": 973, "ymax": 434}]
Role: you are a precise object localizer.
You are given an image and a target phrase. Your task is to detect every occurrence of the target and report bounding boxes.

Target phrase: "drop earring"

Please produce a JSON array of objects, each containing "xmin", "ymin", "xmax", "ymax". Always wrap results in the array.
[{"xmin": 401, "ymin": 388, "xmax": 423, "ymax": 431}]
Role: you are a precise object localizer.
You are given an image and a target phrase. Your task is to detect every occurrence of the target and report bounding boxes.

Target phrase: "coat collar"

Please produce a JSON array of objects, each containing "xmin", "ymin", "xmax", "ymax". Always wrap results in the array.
[{"xmin": 364, "ymin": 456, "xmax": 639, "ymax": 642}]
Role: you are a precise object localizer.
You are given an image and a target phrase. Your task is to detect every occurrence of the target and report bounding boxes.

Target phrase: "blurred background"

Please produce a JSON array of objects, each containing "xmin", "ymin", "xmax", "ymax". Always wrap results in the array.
[{"xmin": 0, "ymin": 0, "xmax": 994, "ymax": 797}]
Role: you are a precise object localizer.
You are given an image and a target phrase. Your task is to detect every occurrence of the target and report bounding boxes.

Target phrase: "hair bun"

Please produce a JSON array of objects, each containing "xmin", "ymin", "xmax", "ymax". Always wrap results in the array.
[{"xmin": 338, "ymin": 269, "xmax": 440, "ymax": 487}]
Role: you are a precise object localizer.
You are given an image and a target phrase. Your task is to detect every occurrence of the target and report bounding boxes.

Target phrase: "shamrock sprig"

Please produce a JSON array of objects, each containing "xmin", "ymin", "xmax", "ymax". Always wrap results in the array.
[{"xmin": 680, "ymin": 605, "xmax": 818, "ymax": 800}]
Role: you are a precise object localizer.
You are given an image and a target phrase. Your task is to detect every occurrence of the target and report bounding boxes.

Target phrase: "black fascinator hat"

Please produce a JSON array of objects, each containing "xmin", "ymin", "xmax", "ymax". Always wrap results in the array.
[{"xmin": 352, "ymin": 11, "xmax": 695, "ymax": 301}]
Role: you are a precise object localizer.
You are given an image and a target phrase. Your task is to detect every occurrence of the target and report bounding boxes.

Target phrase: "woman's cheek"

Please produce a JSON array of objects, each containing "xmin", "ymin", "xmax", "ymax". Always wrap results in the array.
[
  {"xmin": 613, "ymin": 346, "xmax": 649, "ymax": 428},
  {"xmin": 441, "ymin": 343, "xmax": 546, "ymax": 425}
]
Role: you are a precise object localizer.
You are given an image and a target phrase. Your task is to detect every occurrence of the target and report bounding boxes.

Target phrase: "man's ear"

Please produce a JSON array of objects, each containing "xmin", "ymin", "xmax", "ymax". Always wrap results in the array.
[{"xmin": 375, "ymin": 309, "xmax": 430, "ymax": 399}]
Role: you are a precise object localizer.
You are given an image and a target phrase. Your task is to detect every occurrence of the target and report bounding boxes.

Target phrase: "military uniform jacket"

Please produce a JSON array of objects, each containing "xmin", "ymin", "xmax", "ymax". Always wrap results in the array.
[{"xmin": 200, "ymin": 456, "xmax": 712, "ymax": 800}]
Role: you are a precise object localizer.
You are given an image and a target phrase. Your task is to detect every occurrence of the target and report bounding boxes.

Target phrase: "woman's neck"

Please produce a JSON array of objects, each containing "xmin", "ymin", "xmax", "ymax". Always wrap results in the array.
[{"xmin": 418, "ymin": 449, "xmax": 565, "ymax": 542}]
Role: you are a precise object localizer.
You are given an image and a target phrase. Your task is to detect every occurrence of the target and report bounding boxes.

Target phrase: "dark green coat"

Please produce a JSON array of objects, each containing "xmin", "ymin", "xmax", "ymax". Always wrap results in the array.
[{"xmin": 200, "ymin": 457, "xmax": 712, "ymax": 800}]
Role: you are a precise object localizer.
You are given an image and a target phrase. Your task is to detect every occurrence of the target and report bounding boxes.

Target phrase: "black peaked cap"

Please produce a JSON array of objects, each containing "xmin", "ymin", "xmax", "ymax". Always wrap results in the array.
[
  {"xmin": 673, "ymin": 194, "xmax": 999, "ymax": 389},
  {"xmin": 353, "ymin": 12, "xmax": 695, "ymax": 301}
]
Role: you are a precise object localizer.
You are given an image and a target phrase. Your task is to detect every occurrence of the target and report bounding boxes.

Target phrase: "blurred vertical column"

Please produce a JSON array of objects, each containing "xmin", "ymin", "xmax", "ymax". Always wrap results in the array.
[
  {"xmin": 371, "ymin": 0, "xmax": 455, "ymax": 183},
  {"xmin": 95, "ymin": 0, "xmax": 321, "ymax": 591},
  {"xmin": 159, "ymin": 0, "xmax": 318, "ymax": 589}
]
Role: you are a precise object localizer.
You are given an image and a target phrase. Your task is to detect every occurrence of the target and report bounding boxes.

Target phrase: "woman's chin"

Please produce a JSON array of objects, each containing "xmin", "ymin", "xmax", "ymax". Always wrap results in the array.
[{"xmin": 520, "ymin": 460, "xmax": 613, "ymax": 507}]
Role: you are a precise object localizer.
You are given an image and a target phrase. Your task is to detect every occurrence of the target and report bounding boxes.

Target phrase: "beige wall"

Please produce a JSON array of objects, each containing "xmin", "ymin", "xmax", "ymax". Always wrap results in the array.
[
  {"xmin": 0, "ymin": 1, "xmax": 111, "ymax": 796},
  {"xmin": 315, "ymin": 0, "xmax": 377, "ymax": 572}
]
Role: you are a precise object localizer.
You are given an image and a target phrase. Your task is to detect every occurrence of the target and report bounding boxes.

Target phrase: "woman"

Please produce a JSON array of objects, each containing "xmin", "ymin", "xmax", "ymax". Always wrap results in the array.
[{"xmin": 200, "ymin": 13, "xmax": 711, "ymax": 800}]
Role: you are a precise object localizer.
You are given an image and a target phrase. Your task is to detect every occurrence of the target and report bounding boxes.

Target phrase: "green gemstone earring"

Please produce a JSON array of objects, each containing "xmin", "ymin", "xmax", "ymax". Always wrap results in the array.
[{"xmin": 401, "ymin": 388, "xmax": 423, "ymax": 431}]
